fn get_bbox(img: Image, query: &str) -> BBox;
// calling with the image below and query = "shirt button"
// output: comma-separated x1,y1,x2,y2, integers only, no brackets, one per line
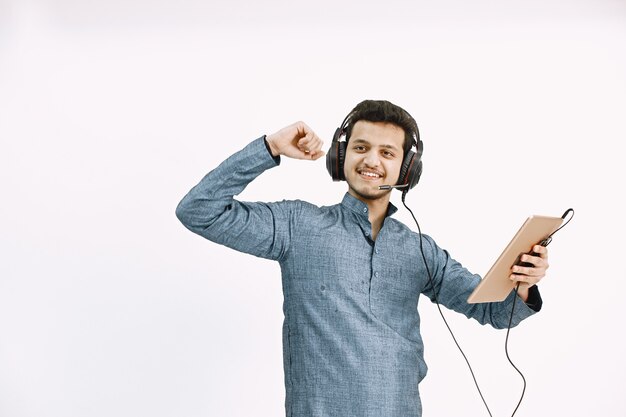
375,248,379,254
363,207,367,213
375,272,379,277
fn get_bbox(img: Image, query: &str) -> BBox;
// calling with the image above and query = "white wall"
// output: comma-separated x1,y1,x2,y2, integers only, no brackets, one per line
1,0,624,416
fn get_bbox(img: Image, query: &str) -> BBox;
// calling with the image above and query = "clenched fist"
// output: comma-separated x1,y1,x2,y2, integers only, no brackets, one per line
266,121,325,161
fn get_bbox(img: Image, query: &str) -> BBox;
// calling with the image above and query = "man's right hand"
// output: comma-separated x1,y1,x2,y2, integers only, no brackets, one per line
266,122,325,161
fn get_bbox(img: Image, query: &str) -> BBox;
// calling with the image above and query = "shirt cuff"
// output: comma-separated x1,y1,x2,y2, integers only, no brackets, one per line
524,285,543,312
263,135,281,164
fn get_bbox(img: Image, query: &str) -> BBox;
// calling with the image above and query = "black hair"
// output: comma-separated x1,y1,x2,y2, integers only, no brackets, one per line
344,100,418,154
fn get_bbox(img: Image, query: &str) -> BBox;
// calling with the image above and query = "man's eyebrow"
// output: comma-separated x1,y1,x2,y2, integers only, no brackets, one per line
380,144,400,151
350,138,369,144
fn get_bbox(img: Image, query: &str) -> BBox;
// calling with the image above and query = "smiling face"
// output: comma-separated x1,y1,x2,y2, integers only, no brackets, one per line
343,120,406,203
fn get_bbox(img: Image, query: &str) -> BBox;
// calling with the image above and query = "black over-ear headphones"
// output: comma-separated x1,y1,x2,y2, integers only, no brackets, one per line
325,111,424,191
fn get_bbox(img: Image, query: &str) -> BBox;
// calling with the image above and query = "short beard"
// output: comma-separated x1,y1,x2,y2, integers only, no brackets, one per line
347,183,391,201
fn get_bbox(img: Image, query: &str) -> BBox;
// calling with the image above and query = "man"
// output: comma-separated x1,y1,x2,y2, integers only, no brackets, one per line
176,100,548,417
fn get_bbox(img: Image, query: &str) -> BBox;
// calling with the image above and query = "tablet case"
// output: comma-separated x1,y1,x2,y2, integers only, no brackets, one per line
467,215,564,304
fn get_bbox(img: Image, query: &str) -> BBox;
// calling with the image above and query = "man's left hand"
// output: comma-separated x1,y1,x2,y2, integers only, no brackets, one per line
510,245,549,302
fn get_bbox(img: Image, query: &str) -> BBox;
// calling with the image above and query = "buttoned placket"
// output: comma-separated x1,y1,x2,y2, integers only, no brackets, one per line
343,196,395,306
370,220,388,301
362,214,389,305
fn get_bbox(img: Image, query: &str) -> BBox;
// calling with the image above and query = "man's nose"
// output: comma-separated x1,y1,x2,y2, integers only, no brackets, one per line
363,151,380,167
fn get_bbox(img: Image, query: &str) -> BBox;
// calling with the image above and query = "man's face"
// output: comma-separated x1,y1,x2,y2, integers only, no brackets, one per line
343,120,405,202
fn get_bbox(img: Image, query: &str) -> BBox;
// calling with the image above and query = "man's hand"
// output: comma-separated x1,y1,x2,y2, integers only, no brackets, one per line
510,244,549,302
266,121,325,161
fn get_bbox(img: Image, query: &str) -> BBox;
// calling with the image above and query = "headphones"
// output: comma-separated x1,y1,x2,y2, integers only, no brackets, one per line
325,111,424,191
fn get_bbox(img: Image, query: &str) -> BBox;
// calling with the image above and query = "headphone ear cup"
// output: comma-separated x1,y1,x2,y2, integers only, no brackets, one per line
337,142,346,181
398,151,422,190
326,128,347,181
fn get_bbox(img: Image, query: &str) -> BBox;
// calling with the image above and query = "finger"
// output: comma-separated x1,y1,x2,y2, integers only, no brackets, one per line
514,262,549,276
308,136,323,153
512,265,534,276
298,134,324,156
298,134,315,150
533,245,548,258
305,138,325,159
297,134,314,152
298,144,325,161
510,273,528,283
308,149,326,160
519,253,544,268
510,273,544,286
297,121,312,134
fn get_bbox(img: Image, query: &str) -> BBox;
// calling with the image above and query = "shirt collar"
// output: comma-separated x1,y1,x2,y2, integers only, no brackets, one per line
340,193,398,218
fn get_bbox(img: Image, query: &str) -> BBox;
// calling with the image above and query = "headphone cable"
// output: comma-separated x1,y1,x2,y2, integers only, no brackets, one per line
505,207,574,416
401,191,494,417
506,283,526,417
403,193,575,417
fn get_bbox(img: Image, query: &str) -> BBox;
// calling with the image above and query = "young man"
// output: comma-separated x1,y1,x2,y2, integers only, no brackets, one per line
176,100,548,417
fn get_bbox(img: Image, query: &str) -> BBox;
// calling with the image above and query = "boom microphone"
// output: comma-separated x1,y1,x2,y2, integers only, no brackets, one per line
378,184,409,190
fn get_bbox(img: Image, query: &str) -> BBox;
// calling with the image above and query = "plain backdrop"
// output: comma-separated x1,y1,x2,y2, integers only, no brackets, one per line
1,0,625,416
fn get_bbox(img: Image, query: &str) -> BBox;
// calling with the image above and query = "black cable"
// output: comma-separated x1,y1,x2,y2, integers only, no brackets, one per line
505,283,526,417
401,191,494,417
503,208,574,416
402,191,575,416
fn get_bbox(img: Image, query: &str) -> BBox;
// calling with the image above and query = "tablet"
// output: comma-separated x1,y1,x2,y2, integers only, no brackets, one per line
467,215,563,304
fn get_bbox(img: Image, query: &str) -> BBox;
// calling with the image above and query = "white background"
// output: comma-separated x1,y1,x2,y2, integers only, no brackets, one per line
1,0,625,416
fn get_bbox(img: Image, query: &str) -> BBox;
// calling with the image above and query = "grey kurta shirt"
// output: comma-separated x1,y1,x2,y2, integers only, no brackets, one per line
176,137,539,417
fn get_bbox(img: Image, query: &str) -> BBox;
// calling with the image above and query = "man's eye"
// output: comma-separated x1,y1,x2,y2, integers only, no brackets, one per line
354,146,366,152
383,151,394,157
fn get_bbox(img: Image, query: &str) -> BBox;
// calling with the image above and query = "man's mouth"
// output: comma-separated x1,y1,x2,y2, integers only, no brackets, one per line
357,168,384,180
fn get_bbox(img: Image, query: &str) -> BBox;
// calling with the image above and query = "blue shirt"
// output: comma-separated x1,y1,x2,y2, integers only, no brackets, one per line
176,137,539,417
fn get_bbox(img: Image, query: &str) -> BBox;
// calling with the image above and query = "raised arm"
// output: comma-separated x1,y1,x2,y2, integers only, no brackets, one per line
175,122,324,261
